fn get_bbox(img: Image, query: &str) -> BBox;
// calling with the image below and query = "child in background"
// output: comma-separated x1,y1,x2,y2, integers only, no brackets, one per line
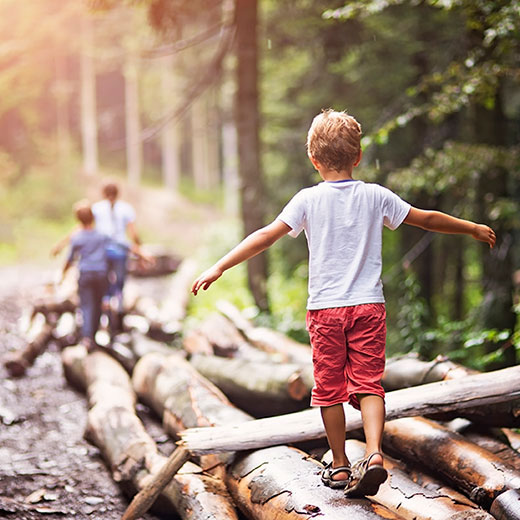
62,200,109,351
191,109,496,497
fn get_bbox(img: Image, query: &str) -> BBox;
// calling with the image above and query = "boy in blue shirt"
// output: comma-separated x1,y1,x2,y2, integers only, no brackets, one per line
192,109,496,496
62,201,109,351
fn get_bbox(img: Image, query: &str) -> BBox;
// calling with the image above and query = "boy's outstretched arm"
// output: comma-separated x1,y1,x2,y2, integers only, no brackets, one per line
192,219,291,295
404,207,496,248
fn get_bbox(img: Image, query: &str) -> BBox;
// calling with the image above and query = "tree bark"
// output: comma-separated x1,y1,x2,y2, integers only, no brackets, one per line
193,312,277,361
4,314,54,377
235,0,268,312
160,55,180,192
132,352,403,520
217,300,312,365
80,14,98,176
179,365,520,455
124,50,142,186
61,345,239,520
382,353,477,391
322,439,493,520
383,417,520,508
490,490,520,520
190,354,310,417
227,445,405,520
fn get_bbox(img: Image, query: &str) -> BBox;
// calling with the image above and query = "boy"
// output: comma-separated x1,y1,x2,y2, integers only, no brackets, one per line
62,201,109,351
191,109,496,497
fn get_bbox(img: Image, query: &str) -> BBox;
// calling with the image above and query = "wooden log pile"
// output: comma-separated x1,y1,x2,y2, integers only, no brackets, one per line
14,264,520,520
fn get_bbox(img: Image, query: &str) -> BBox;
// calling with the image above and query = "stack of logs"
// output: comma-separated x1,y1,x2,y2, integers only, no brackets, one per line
4,258,520,520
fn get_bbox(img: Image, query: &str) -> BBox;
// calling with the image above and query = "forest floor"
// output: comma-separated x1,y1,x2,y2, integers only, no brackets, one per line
0,180,223,519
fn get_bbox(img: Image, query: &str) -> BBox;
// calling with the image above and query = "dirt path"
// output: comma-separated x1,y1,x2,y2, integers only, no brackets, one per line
0,183,223,519
0,266,180,519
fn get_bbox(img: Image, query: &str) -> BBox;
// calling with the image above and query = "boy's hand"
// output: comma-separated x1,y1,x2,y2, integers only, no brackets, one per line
192,266,223,296
473,224,496,248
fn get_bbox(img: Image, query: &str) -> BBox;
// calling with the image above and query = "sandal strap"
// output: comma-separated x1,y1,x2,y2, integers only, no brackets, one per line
328,465,351,478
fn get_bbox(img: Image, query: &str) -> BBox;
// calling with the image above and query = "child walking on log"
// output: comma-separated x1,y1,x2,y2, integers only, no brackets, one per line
191,109,496,497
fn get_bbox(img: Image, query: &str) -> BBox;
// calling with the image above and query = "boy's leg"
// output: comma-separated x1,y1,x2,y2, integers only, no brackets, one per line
358,393,385,466
321,404,351,480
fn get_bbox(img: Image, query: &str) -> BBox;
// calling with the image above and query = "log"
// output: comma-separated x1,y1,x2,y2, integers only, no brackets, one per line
194,313,278,361
132,352,250,475
133,352,404,520
52,312,80,349
382,417,520,508
62,345,240,520
32,297,77,321
4,313,54,377
216,299,312,365
226,445,406,520
447,420,520,472
490,489,520,520
322,439,493,520
179,365,520,455
190,354,311,417
382,353,477,391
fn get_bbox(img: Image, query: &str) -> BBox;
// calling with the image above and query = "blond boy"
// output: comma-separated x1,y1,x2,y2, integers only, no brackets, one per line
192,109,496,496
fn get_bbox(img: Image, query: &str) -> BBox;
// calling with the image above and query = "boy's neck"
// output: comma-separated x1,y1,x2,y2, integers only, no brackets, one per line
319,167,354,182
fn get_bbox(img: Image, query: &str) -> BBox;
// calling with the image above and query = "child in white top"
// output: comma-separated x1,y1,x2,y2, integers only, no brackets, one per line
192,109,496,496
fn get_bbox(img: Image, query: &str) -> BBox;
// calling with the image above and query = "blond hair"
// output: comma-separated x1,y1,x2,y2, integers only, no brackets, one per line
306,109,362,172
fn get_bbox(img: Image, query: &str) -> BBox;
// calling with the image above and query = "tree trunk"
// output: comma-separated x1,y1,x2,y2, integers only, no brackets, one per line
80,14,98,176
190,354,310,417
160,55,180,192
235,0,268,312
217,300,313,365
61,346,239,520
132,352,403,520
193,312,277,361
383,417,520,508
382,353,477,391
490,490,520,520
473,90,515,366
322,439,493,520
4,314,54,377
125,51,142,186
227,445,405,520
179,364,520,455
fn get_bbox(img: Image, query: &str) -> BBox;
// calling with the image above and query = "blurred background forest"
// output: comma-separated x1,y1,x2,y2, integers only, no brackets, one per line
1,0,519,370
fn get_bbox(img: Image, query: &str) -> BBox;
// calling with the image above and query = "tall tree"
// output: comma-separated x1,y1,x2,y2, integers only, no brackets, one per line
235,0,268,311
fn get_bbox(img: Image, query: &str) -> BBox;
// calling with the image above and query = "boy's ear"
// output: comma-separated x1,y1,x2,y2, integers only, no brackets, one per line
354,149,363,167
308,153,320,170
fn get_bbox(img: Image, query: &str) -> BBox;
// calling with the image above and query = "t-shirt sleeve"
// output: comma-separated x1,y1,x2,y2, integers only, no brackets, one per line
276,191,306,238
380,186,411,230
66,234,80,264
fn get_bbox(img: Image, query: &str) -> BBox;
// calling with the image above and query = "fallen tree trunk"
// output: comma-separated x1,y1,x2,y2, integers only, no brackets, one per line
216,300,312,365
322,439,492,520
132,352,250,476
227,445,406,520
4,313,54,377
490,489,520,520
132,352,405,520
383,417,520,508
61,345,240,520
193,313,278,361
190,354,311,417
382,353,477,391
179,364,520,455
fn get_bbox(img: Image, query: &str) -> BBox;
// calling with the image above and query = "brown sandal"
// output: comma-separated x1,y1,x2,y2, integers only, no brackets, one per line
344,452,387,497
321,462,352,489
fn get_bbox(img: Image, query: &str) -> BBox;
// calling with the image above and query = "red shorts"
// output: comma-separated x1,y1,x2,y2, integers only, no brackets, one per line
306,303,386,410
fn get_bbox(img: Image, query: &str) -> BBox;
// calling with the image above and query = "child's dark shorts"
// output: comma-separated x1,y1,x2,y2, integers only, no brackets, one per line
306,303,386,410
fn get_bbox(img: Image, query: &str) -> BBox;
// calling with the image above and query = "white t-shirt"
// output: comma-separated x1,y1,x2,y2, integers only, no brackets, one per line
92,199,136,247
277,180,411,310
